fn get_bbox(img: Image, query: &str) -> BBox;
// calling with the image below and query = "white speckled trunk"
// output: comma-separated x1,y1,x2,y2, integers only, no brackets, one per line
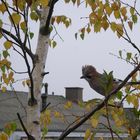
27,7,50,140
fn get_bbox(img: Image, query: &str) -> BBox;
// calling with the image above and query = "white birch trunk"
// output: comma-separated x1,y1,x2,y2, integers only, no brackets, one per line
27,7,50,140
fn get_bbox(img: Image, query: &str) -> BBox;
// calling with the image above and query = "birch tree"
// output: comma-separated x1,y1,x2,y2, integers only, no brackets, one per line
0,0,59,139
0,0,140,140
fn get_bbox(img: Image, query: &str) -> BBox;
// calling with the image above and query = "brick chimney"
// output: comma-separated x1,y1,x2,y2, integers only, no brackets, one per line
65,87,83,103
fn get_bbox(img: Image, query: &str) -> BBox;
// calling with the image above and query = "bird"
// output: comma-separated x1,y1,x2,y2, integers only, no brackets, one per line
80,65,125,97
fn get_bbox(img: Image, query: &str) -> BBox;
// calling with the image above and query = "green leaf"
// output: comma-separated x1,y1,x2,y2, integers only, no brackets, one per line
4,41,12,50
52,41,57,48
132,14,137,24
1,65,6,73
130,7,134,15
126,52,132,61
119,50,122,58
4,122,17,136
94,21,101,32
29,32,34,39
3,50,10,58
20,21,26,32
117,91,123,100
0,19,3,27
49,26,53,33
30,11,39,21
80,33,84,40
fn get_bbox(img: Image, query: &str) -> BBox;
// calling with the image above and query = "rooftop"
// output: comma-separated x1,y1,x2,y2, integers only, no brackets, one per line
0,90,116,133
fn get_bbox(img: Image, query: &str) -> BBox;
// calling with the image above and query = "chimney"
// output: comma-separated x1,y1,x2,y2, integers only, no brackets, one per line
41,83,48,109
65,87,83,103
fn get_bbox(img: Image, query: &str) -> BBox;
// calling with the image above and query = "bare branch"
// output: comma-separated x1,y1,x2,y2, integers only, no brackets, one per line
99,122,123,140
105,104,114,140
41,102,51,112
17,113,35,140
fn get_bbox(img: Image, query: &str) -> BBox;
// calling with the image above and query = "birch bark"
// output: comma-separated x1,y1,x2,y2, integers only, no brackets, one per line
27,7,50,140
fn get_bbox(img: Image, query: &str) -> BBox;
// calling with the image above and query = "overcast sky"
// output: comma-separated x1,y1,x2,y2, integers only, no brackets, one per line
6,0,140,101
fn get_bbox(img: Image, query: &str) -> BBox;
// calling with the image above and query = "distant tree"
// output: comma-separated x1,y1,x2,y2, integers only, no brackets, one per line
0,0,140,140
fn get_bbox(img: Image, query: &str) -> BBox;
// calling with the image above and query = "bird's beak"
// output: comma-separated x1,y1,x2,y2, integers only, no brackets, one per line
80,75,85,79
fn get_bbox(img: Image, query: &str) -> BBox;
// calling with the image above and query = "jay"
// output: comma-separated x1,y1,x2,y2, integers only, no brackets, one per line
80,65,137,97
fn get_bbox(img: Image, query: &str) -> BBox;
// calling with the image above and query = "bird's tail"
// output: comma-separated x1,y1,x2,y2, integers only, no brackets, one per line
114,78,140,86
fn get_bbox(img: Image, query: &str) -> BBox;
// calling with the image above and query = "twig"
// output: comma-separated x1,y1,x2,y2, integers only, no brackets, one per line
41,102,51,112
10,84,27,115
105,103,114,140
17,113,35,140
52,25,64,41
99,122,123,140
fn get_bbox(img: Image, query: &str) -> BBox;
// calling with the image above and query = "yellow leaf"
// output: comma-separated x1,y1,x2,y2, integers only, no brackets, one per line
65,21,70,28
20,21,27,31
84,129,91,140
26,79,31,87
8,71,14,80
81,28,85,34
86,26,91,33
0,132,8,140
56,16,61,24
4,41,12,50
101,20,109,31
4,78,9,85
0,3,7,14
126,95,132,104
131,95,139,109
64,101,72,109
54,111,61,118
110,22,117,32
91,118,98,128
105,5,112,16
116,24,123,38
117,108,124,115
114,10,120,19
13,0,26,11
111,2,119,11
120,7,127,17
10,13,21,25
115,119,123,127
39,0,49,7
2,86,6,92
0,33,2,39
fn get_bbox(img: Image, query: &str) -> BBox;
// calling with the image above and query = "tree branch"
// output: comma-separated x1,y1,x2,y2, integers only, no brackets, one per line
17,113,35,140
58,63,140,140
40,0,59,35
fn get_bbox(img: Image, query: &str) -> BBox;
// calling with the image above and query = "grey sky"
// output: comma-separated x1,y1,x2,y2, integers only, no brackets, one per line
3,1,140,101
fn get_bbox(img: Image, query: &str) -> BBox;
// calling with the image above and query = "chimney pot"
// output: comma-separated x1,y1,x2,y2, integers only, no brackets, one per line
65,87,83,103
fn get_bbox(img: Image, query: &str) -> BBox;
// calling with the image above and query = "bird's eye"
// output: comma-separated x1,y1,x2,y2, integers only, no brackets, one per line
86,75,91,79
